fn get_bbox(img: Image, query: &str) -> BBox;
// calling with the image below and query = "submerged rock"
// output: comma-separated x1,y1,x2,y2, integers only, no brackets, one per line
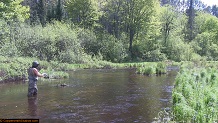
56,83,69,87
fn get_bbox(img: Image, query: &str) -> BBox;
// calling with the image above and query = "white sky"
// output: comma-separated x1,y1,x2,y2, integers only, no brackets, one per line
200,0,218,6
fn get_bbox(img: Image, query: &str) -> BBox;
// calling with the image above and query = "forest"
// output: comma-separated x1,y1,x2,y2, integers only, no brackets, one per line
1,0,218,63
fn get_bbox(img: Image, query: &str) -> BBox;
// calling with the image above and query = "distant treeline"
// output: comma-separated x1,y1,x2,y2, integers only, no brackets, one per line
1,0,218,63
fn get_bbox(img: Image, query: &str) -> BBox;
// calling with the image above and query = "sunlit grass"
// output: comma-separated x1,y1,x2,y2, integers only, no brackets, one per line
0,56,170,82
172,67,218,122
136,62,167,75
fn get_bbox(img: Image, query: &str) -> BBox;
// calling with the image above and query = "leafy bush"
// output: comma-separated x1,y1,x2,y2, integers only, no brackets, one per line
136,62,167,75
164,35,194,62
79,30,128,62
0,20,10,47
156,62,167,74
9,21,86,63
136,65,155,75
97,33,128,62
143,49,167,62
132,37,167,62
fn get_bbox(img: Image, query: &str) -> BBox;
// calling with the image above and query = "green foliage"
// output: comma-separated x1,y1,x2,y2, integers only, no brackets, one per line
0,0,29,22
172,67,218,122
200,16,218,34
77,28,99,55
96,33,128,62
156,62,167,74
133,35,166,62
0,19,9,46
136,65,156,75
13,21,86,63
143,49,167,62
46,0,63,23
37,0,46,26
192,32,211,56
0,56,161,82
0,57,72,82
192,31,218,61
136,62,167,75
2,0,218,65
56,0,63,21
0,42,19,57
164,34,194,61
0,20,20,57
159,5,177,44
0,56,33,81
65,0,100,28
100,0,159,58
99,0,123,38
78,29,128,62
191,12,218,61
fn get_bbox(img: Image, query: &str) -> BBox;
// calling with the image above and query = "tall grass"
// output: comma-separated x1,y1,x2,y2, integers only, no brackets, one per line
0,57,72,82
172,67,218,122
0,56,146,82
136,62,167,75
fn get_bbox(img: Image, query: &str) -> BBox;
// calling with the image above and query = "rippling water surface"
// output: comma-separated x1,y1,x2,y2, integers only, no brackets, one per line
0,69,177,123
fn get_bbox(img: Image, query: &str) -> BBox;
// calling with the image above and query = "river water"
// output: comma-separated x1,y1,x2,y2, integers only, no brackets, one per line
0,68,177,123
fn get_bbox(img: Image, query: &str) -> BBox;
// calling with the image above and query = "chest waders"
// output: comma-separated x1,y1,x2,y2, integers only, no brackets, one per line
27,68,38,97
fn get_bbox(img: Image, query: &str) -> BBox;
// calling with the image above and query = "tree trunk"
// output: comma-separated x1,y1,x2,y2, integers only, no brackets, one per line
129,28,134,59
187,0,194,41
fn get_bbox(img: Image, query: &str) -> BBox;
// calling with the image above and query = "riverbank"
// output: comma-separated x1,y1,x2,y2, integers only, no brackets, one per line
0,57,68,83
152,60,218,122
0,56,181,83
172,64,218,122
0,56,129,83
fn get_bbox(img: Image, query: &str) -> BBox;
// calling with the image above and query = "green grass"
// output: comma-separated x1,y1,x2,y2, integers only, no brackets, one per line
136,62,167,75
0,56,148,82
172,67,218,122
0,56,71,82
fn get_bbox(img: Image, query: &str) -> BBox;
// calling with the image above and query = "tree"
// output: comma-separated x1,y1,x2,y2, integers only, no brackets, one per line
212,5,218,17
37,0,46,26
56,0,63,21
65,0,100,29
0,0,30,22
160,5,177,45
160,0,170,5
47,3,56,22
192,12,218,60
186,0,195,41
99,0,123,38
121,0,156,58
101,0,159,59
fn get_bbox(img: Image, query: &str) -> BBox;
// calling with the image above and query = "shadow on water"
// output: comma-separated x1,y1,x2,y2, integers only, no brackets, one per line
0,68,178,123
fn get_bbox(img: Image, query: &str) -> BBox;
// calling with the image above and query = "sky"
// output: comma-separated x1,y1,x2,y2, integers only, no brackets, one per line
200,0,218,6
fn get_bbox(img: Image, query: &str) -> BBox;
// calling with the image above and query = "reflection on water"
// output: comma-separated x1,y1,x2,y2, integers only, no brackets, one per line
28,96,38,116
0,68,177,123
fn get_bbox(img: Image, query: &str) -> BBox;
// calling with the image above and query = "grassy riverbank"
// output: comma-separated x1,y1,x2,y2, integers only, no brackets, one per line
0,56,117,82
168,61,218,122
0,56,133,82
0,56,178,82
172,66,218,122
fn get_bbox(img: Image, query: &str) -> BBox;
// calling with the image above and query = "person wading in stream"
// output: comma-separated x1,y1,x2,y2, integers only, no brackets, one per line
27,61,47,97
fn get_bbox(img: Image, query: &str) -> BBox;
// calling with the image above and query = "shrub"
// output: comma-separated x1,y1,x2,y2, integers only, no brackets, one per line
156,62,167,75
12,21,86,63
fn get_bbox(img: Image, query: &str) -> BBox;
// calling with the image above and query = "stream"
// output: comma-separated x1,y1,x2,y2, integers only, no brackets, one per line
0,68,178,123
